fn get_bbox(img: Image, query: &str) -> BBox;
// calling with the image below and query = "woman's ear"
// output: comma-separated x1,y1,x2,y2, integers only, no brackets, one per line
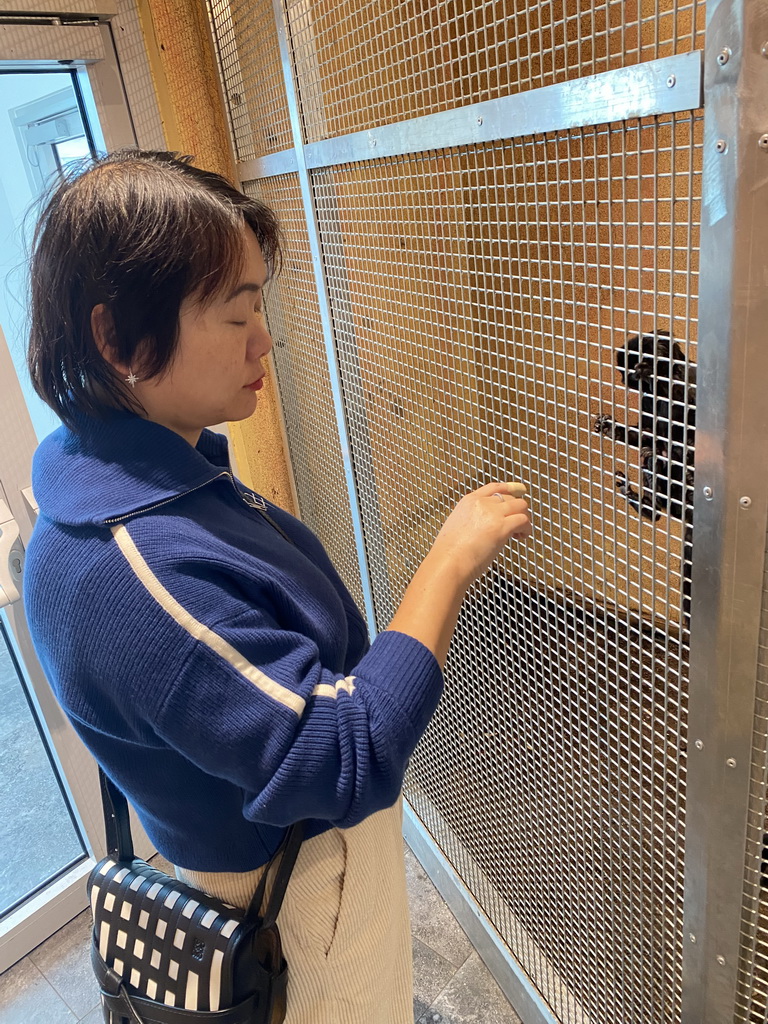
91,303,127,374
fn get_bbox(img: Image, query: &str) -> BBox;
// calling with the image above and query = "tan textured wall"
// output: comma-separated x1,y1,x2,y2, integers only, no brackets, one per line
139,0,296,512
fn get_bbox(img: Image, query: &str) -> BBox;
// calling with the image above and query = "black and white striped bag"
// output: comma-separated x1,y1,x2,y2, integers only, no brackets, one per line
88,769,303,1024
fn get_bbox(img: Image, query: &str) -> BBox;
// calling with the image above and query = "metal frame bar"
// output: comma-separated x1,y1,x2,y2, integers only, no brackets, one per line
238,147,298,180
268,0,380,635
237,51,703,180
304,51,702,169
681,2,768,1021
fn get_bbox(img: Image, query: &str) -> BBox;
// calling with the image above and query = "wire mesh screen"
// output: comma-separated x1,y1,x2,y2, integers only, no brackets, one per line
734,530,768,1023
284,0,706,143
207,0,293,160
243,174,366,613
312,114,701,1023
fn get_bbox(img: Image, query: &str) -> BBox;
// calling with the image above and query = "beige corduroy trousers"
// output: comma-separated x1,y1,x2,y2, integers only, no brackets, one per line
176,798,413,1023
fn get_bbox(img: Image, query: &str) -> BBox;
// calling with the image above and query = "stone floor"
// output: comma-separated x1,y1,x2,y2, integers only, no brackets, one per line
0,847,522,1024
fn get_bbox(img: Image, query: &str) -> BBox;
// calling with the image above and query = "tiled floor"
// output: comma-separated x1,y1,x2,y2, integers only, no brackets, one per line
0,847,522,1024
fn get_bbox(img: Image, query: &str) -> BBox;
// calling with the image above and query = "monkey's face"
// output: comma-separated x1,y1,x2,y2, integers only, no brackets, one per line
617,333,675,391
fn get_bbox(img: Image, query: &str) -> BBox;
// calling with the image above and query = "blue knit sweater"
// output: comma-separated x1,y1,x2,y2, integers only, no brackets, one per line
24,412,443,871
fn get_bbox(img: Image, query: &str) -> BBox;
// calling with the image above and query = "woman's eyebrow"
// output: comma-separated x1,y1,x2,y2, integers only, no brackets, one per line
225,282,263,301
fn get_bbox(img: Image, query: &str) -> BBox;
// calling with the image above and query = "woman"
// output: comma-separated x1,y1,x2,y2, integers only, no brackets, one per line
23,150,531,1023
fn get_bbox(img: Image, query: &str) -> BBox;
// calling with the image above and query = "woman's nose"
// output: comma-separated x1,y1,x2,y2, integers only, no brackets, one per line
261,325,273,357
250,321,272,358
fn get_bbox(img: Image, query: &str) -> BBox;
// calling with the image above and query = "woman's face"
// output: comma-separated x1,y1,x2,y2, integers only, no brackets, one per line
130,227,273,445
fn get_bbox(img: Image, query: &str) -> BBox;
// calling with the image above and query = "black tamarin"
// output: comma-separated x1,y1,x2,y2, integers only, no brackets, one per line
594,331,696,621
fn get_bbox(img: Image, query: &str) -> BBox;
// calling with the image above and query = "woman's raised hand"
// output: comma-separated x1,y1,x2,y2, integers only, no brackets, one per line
428,482,532,587
386,483,532,668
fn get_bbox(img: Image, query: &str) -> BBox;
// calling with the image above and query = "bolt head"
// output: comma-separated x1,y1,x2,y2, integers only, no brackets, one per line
717,48,731,66
740,495,752,508
666,74,676,87
715,139,728,153
727,757,737,768
759,134,768,150
762,42,768,59
694,739,704,750
717,955,726,966
477,116,484,126
703,486,714,499
689,933,697,943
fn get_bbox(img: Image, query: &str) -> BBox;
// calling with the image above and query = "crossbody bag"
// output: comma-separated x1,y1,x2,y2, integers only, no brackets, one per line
88,768,303,1024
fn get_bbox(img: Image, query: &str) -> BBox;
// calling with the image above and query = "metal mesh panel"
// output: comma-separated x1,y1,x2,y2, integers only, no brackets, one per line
734,532,768,1023
207,0,293,160
285,0,706,143
242,174,366,613
312,113,701,1022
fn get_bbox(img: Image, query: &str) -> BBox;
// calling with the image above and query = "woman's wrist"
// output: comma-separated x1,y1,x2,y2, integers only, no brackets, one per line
416,545,474,596
385,548,473,669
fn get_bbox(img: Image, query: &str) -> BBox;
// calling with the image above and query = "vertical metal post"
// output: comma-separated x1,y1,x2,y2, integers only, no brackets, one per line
682,1,768,1019
268,0,390,635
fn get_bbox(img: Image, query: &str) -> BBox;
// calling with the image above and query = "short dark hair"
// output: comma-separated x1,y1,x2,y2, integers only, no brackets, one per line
27,149,282,429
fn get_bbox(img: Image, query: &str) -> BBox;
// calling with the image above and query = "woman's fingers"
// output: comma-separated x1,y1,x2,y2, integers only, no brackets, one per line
506,512,533,537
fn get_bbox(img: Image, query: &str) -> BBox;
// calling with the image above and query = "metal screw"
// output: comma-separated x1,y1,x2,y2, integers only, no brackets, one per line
477,116,483,126
715,139,728,153
370,138,377,148
717,955,726,966
694,739,704,750
740,496,752,508
666,74,676,88
762,42,768,59
727,757,737,768
717,48,731,66
759,135,768,151
703,486,714,499
689,933,697,943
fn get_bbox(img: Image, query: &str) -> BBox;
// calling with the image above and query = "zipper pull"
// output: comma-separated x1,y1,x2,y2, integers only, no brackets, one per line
242,491,267,511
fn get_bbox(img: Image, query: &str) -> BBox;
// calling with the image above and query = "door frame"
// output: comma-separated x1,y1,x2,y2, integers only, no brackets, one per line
0,21,151,972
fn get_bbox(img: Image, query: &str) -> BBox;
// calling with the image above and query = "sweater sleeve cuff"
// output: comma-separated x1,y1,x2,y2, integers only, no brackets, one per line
354,629,444,737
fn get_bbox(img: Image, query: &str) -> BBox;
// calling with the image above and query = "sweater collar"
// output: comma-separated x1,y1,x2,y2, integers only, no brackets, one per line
32,411,232,526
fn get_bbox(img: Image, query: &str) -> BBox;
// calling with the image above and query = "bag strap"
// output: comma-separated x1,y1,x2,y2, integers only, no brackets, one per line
253,506,295,547
98,767,303,926
99,766,135,861
244,820,304,927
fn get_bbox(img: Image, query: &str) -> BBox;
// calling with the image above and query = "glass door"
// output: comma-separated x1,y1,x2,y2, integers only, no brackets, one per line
0,43,153,972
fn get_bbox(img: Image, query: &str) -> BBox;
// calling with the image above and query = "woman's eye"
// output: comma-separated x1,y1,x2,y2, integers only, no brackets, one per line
229,321,246,326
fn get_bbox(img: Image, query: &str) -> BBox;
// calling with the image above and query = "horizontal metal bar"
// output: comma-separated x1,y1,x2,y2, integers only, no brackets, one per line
237,148,298,182
404,802,562,1024
302,52,703,169
237,54,703,184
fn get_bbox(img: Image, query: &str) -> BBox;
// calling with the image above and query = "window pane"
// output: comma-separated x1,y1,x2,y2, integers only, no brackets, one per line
0,616,85,918
55,135,91,172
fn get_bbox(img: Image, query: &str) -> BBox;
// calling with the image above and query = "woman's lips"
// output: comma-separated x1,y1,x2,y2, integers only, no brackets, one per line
244,378,264,391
